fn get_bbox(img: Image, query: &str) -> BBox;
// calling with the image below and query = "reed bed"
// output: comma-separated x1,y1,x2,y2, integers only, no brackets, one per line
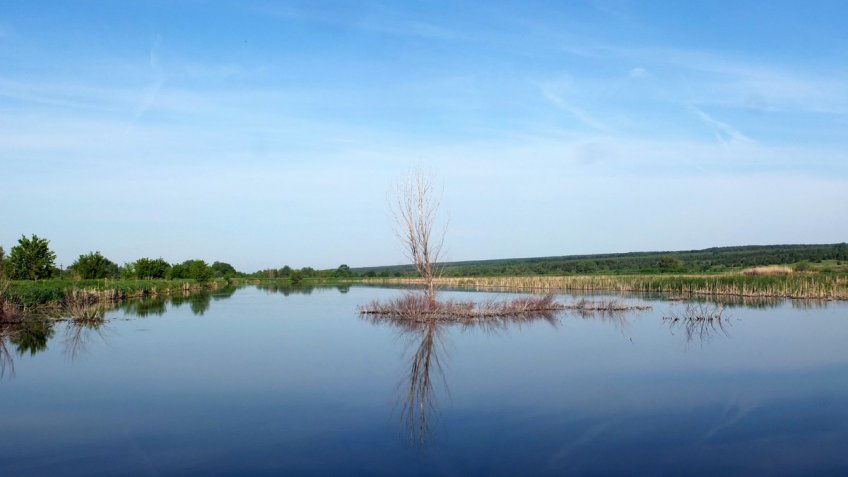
0,276,22,323
6,278,228,311
363,273,848,300
563,298,652,312
359,293,564,323
741,265,793,276
359,293,652,325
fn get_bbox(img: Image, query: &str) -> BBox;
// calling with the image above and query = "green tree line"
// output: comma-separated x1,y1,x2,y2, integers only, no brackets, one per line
0,234,238,282
0,234,351,283
353,243,848,277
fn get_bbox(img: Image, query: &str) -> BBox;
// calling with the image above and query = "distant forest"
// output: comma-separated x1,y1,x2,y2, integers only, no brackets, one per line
351,243,848,277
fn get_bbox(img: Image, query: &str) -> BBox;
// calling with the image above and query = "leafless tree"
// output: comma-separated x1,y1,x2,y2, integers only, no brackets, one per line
392,169,445,307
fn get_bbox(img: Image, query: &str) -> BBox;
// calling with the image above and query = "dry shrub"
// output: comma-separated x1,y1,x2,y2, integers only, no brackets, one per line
0,276,21,324
741,265,793,276
359,292,564,323
359,293,653,327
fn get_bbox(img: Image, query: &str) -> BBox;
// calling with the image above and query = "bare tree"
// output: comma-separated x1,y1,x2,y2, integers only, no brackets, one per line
392,169,445,307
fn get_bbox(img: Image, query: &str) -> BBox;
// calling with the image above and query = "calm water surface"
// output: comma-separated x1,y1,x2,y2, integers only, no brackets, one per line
1,286,847,476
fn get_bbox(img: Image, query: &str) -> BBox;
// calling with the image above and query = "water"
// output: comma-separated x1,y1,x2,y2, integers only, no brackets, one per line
1,286,847,476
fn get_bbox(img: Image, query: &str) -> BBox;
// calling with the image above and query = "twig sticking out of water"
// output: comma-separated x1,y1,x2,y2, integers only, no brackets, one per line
663,303,730,344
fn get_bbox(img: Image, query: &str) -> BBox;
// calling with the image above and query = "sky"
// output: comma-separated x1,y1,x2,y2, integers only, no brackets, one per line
1,0,847,272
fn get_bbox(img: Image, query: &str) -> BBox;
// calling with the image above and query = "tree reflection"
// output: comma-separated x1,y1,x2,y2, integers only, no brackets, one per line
122,297,168,317
362,302,565,449
10,319,54,356
1,319,56,378
402,319,448,447
257,283,351,296
189,293,212,316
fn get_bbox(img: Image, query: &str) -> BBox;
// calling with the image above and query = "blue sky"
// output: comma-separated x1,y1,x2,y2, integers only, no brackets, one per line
2,1,846,271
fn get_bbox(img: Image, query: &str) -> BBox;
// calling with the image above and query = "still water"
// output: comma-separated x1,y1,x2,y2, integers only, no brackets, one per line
1,286,847,476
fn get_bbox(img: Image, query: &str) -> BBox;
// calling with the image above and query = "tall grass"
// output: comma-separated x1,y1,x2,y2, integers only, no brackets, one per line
6,278,229,309
363,273,848,300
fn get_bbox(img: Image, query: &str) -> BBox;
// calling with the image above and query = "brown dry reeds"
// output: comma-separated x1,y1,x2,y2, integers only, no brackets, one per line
359,293,652,327
363,273,848,300
564,298,652,312
741,266,793,276
0,276,22,324
359,293,565,323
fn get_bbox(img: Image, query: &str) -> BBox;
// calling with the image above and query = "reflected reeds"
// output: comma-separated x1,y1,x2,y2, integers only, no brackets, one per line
0,331,14,379
64,301,111,361
62,319,109,362
663,303,731,346
362,291,653,449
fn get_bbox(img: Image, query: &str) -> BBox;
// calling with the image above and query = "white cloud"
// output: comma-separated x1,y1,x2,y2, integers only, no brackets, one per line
628,67,649,78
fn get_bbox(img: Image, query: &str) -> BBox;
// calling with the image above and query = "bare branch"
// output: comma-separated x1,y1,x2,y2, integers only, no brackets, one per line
391,169,446,306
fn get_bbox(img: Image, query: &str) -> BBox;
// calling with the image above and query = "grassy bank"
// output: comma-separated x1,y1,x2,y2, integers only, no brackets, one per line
362,272,848,300
3,278,232,309
2,276,359,311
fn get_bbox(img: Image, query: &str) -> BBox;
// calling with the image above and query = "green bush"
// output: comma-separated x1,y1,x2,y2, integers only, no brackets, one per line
71,251,120,279
7,235,57,280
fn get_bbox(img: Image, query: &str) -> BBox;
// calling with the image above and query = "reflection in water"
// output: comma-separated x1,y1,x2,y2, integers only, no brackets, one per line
663,303,731,345
118,289,228,318
0,329,14,379
572,307,633,340
189,293,212,316
257,283,351,296
213,287,239,301
403,320,447,447
63,319,109,361
362,314,449,448
64,302,111,361
11,319,54,356
119,297,167,317
1,319,55,378
667,293,833,310
363,301,565,449
364,293,736,448
1,288,240,378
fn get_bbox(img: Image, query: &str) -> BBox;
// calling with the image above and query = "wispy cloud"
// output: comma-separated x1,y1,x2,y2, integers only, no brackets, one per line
540,84,610,132
691,106,754,152
628,67,649,79
128,36,165,130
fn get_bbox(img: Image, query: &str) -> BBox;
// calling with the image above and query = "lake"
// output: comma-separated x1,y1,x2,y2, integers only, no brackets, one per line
2,285,847,476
